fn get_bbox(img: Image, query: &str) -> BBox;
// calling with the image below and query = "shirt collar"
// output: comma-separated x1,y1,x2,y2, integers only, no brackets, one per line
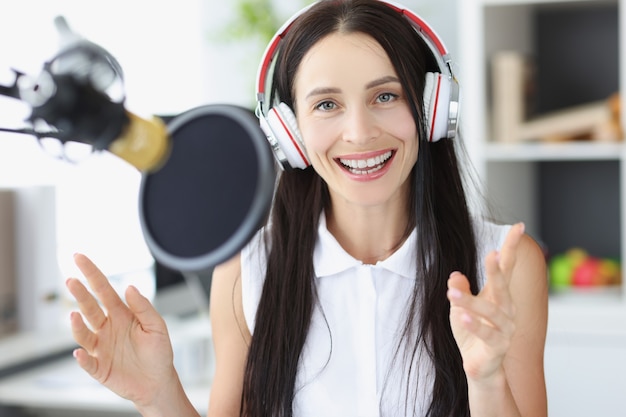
313,212,417,279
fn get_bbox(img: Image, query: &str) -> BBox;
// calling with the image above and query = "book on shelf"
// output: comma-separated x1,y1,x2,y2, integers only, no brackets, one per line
490,50,532,142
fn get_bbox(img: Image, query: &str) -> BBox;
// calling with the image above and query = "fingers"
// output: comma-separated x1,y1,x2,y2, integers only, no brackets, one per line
73,348,100,378
69,310,105,381
73,253,127,314
483,222,525,311
497,222,525,272
69,310,98,354
67,254,162,341
66,277,107,331
125,285,166,334
447,270,471,294
447,272,516,341
484,251,514,315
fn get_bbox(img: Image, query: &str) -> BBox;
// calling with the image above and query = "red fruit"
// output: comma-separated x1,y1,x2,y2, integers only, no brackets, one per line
572,258,601,287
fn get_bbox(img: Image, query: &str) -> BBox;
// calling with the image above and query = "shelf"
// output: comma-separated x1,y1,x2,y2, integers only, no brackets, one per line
462,0,626,412
548,292,626,340
485,141,625,161
550,285,623,305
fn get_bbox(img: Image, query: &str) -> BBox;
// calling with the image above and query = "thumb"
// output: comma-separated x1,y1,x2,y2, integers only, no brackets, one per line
125,285,166,333
448,271,471,294
447,271,472,308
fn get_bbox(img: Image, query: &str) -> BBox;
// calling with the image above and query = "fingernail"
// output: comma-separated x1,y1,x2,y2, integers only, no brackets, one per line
518,222,525,234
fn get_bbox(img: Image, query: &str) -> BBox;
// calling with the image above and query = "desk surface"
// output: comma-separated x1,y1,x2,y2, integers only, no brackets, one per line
0,355,211,414
0,315,212,415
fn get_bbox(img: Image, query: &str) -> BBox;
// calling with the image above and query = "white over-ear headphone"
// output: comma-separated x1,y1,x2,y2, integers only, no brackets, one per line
255,0,460,170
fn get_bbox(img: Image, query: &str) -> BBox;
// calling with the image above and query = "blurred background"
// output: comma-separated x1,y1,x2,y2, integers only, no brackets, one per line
0,2,457,416
5,1,622,416
0,0,455,311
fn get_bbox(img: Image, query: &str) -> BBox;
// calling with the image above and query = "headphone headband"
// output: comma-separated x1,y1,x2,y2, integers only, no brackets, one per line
255,0,461,170
255,3,314,108
255,0,455,109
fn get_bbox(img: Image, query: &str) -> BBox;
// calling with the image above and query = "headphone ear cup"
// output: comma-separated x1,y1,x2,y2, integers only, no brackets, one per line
264,103,310,170
423,72,452,142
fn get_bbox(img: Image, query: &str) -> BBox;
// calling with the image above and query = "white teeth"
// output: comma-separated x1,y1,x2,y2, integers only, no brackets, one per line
339,151,393,174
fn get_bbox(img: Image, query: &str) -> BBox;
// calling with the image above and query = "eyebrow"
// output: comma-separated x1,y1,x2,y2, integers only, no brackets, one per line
304,75,401,99
365,75,401,89
305,87,341,99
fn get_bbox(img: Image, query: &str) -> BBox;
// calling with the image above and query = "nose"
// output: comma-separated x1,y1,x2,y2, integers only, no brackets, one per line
341,104,381,145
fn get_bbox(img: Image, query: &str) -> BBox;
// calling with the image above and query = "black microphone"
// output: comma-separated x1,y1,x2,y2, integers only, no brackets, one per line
12,16,172,172
3,16,277,275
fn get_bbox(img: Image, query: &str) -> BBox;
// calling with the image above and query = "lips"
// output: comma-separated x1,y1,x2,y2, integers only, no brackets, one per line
338,150,393,175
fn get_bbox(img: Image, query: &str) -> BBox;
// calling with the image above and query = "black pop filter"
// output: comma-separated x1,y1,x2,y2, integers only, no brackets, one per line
139,104,276,274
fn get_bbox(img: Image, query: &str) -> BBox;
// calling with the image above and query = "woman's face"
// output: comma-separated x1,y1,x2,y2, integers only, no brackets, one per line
293,32,419,209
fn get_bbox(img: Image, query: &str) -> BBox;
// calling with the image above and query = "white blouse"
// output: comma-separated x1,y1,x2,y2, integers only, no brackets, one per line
241,214,511,417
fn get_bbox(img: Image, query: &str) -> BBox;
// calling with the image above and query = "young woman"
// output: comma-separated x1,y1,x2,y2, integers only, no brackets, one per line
66,1,548,416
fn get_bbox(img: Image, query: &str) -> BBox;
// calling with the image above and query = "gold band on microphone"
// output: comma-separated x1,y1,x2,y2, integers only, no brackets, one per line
108,111,170,172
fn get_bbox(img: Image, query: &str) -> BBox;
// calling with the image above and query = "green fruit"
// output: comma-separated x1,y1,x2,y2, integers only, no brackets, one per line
549,254,574,288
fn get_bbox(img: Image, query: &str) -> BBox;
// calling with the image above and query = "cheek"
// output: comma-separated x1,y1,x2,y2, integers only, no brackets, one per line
384,110,419,150
299,121,338,156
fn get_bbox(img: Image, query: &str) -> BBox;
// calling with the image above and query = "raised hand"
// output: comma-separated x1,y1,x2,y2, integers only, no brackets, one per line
66,253,178,408
446,223,525,382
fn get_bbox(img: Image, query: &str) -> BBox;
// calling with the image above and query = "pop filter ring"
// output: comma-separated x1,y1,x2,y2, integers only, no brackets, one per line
139,104,276,273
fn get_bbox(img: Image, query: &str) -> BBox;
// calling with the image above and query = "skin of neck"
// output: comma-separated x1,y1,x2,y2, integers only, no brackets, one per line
324,181,411,264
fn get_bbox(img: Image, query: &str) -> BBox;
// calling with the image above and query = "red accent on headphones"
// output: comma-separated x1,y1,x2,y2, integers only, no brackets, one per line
429,74,442,142
256,0,460,170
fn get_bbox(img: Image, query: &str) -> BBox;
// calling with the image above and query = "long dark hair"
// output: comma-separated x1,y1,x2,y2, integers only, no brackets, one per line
242,1,478,416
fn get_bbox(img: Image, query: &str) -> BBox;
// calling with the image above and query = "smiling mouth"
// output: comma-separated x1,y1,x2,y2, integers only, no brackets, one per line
338,150,394,175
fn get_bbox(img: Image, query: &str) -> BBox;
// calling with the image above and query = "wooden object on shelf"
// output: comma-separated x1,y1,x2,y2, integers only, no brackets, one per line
608,93,623,139
491,50,529,142
491,50,622,142
518,99,619,142
0,190,17,339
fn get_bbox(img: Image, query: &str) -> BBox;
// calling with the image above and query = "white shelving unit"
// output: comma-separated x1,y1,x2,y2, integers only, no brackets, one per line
458,0,626,415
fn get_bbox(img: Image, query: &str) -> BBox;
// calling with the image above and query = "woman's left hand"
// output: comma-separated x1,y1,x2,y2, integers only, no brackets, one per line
447,222,525,383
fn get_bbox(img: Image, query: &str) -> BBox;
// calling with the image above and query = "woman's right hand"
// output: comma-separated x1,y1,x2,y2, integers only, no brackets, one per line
66,253,179,409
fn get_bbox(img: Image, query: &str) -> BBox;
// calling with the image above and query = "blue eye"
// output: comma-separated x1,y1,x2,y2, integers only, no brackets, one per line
316,101,336,111
377,93,398,103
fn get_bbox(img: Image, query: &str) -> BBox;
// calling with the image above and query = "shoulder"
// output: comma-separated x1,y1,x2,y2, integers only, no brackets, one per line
212,252,242,289
503,231,549,414
510,232,548,303
505,228,549,357
510,230,548,284
478,216,547,291
210,253,248,341
208,253,250,416
473,218,548,292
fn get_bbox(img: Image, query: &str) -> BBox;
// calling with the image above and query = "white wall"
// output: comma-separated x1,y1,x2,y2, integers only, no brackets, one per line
0,1,214,283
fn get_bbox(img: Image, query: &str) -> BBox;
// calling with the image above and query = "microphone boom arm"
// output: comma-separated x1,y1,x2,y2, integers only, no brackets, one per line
0,69,23,101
